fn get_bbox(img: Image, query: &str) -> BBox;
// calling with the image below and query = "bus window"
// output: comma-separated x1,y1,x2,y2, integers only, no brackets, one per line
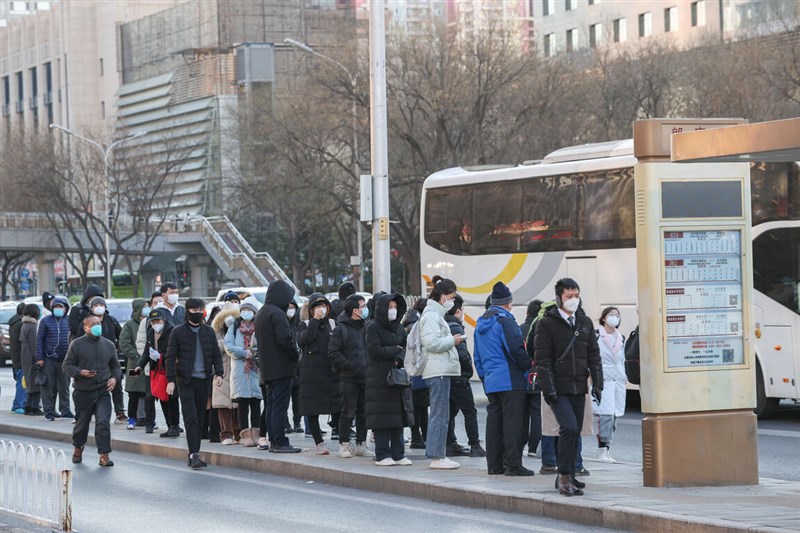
473,182,523,254
751,162,800,226
425,187,473,254
581,167,636,245
521,175,576,252
753,227,800,314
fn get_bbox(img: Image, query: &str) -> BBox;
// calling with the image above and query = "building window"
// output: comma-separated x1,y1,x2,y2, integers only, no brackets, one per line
588,0,600,4
639,12,652,37
691,1,706,27
590,23,602,48
99,58,104,77
665,6,678,32
544,33,556,57
544,0,555,16
565,0,574,11
101,101,105,119
613,18,627,42
15,71,23,112
566,29,578,52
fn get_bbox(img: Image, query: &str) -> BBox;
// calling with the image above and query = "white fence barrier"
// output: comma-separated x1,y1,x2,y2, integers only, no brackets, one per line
0,439,72,531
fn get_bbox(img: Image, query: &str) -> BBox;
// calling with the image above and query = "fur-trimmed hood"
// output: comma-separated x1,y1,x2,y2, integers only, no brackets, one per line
212,306,240,334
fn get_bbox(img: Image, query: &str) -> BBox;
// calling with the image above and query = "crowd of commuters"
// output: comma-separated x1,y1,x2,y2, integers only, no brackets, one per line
8,275,627,496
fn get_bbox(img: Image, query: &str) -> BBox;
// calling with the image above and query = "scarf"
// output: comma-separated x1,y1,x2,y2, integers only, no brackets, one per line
239,320,256,373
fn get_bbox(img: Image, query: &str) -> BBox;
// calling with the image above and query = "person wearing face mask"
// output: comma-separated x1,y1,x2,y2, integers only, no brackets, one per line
208,292,242,445
159,281,186,326
136,292,162,362
296,294,339,454
164,298,224,468
135,309,179,436
593,307,626,463
419,277,464,470
328,294,373,458
534,278,602,497
286,301,304,434
68,284,105,340
224,297,262,446
62,315,122,467
255,280,302,453
444,294,486,459
119,299,148,429
365,293,411,466
35,296,73,421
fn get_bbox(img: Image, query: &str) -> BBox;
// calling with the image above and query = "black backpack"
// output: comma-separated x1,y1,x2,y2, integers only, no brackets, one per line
624,326,640,385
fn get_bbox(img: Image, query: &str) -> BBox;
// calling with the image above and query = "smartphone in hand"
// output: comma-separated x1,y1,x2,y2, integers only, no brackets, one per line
128,368,141,376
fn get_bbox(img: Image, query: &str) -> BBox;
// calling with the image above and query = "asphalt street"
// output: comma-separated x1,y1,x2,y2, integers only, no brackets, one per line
2,434,622,533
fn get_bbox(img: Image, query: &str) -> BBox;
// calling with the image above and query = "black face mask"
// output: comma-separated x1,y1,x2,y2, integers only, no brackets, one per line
187,311,204,325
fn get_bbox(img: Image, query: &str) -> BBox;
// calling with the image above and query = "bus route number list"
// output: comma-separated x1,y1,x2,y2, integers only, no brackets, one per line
663,230,744,368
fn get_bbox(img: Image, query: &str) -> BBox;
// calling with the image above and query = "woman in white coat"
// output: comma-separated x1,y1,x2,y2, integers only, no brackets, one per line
592,306,626,462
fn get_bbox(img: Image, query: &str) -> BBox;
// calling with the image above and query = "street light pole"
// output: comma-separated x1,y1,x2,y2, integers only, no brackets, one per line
50,124,147,297
284,38,365,292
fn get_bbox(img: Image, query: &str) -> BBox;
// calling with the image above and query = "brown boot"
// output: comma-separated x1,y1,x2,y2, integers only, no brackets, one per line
557,474,583,496
99,453,114,467
72,446,83,464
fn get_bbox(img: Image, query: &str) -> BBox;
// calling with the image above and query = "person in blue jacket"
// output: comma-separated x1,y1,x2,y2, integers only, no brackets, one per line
474,282,533,477
36,296,73,420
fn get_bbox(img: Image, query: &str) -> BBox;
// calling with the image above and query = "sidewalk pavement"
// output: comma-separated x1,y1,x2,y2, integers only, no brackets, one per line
1,411,798,533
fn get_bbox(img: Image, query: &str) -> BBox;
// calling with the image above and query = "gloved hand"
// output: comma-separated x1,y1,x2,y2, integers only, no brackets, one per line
544,392,558,405
591,387,602,405
224,315,235,328
149,347,161,361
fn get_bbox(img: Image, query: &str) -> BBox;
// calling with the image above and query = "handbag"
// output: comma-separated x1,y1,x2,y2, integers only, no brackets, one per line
34,365,47,387
150,357,170,402
387,366,411,388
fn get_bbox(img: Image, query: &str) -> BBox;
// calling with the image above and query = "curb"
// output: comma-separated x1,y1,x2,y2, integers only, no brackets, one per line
1,422,789,533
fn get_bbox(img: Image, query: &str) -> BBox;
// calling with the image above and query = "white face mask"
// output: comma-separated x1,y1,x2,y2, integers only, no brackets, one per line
443,299,455,311
167,293,179,305
92,306,106,316
562,297,580,314
287,308,296,319
240,311,254,321
224,302,240,311
387,308,398,321
606,315,620,328
152,323,164,333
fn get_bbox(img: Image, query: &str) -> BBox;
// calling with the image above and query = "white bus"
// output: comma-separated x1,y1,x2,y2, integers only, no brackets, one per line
420,139,799,418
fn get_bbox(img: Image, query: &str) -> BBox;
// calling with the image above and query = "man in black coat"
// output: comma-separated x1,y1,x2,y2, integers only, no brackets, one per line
330,281,356,320
328,294,372,459
9,302,26,414
534,278,603,497
255,280,301,453
444,294,485,458
165,298,224,468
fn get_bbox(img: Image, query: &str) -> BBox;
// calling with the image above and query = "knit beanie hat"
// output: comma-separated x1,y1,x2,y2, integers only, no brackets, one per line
240,296,260,312
490,282,512,306
89,296,107,308
223,291,240,302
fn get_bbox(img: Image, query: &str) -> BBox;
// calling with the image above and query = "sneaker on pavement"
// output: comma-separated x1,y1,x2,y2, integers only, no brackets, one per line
145,425,154,434
338,443,353,458
11,408,25,415
59,411,75,419
395,457,413,466
526,450,538,457
446,443,470,457
353,444,374,457
114,413,127,424
597,448,616,463
575,467,591,476
315,442,330,455
271,444,301,454
127,418,136,430
409,440,426,449
221,438,235,445
430,458,460,470
375,457,395,466
539,464,558,474
189,453,207,469
45,413,55,421
469,444,487,458
160,427,180,438
505,465,535,477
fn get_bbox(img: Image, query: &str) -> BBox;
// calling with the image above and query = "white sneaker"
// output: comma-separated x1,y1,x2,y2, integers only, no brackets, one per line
221,438,235,446
430,458,460,470
316,442,330,455
597,447,616,463
258,437,268,447
395,457,413,466
375,457,395,466
338,443,353,458
353,444,374,457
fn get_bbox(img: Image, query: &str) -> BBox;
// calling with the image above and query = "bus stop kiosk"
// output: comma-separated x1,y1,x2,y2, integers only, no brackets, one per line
633,118,758,487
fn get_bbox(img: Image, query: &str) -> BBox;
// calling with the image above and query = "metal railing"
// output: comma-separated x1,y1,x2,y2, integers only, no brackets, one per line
0,440,72,532
188,216,269,287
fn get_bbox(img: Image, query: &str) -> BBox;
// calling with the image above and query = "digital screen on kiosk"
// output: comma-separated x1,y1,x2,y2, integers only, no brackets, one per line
663,230,745,368
661,181,742,218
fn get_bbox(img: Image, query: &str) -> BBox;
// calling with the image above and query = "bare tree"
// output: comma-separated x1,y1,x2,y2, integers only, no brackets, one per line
0,251,34,301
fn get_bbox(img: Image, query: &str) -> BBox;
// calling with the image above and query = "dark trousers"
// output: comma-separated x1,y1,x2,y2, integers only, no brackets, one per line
266,376,293,447
178,378,210,455
522,392,542,453
290,380,301,426
236,397,261,429
42,359,70,415
485,390,526,471
259,385,269,438
338,381,367,445
111,379,125,414
410,389,429,442
127,391,155,425
307,416,324,444
549,393,585,476
374,428,405,461
72,388,112,454
160,395,180,428
447,378,480,446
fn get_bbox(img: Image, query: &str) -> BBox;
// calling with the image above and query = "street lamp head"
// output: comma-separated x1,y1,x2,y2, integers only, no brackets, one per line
284,38,316,55
131,131,148,139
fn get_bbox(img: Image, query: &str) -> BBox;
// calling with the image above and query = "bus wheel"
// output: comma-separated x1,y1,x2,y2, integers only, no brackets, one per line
755,363,778,419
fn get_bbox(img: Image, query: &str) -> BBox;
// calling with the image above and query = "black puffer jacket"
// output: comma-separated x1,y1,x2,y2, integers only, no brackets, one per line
296,293,340,416
137,308,175,373
165,320,224,387
8,312,23,370
365,294,408,429
328,314,367,384
444,314,474,380
533,305,602,396
68,284,104,339
255,280,299,382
